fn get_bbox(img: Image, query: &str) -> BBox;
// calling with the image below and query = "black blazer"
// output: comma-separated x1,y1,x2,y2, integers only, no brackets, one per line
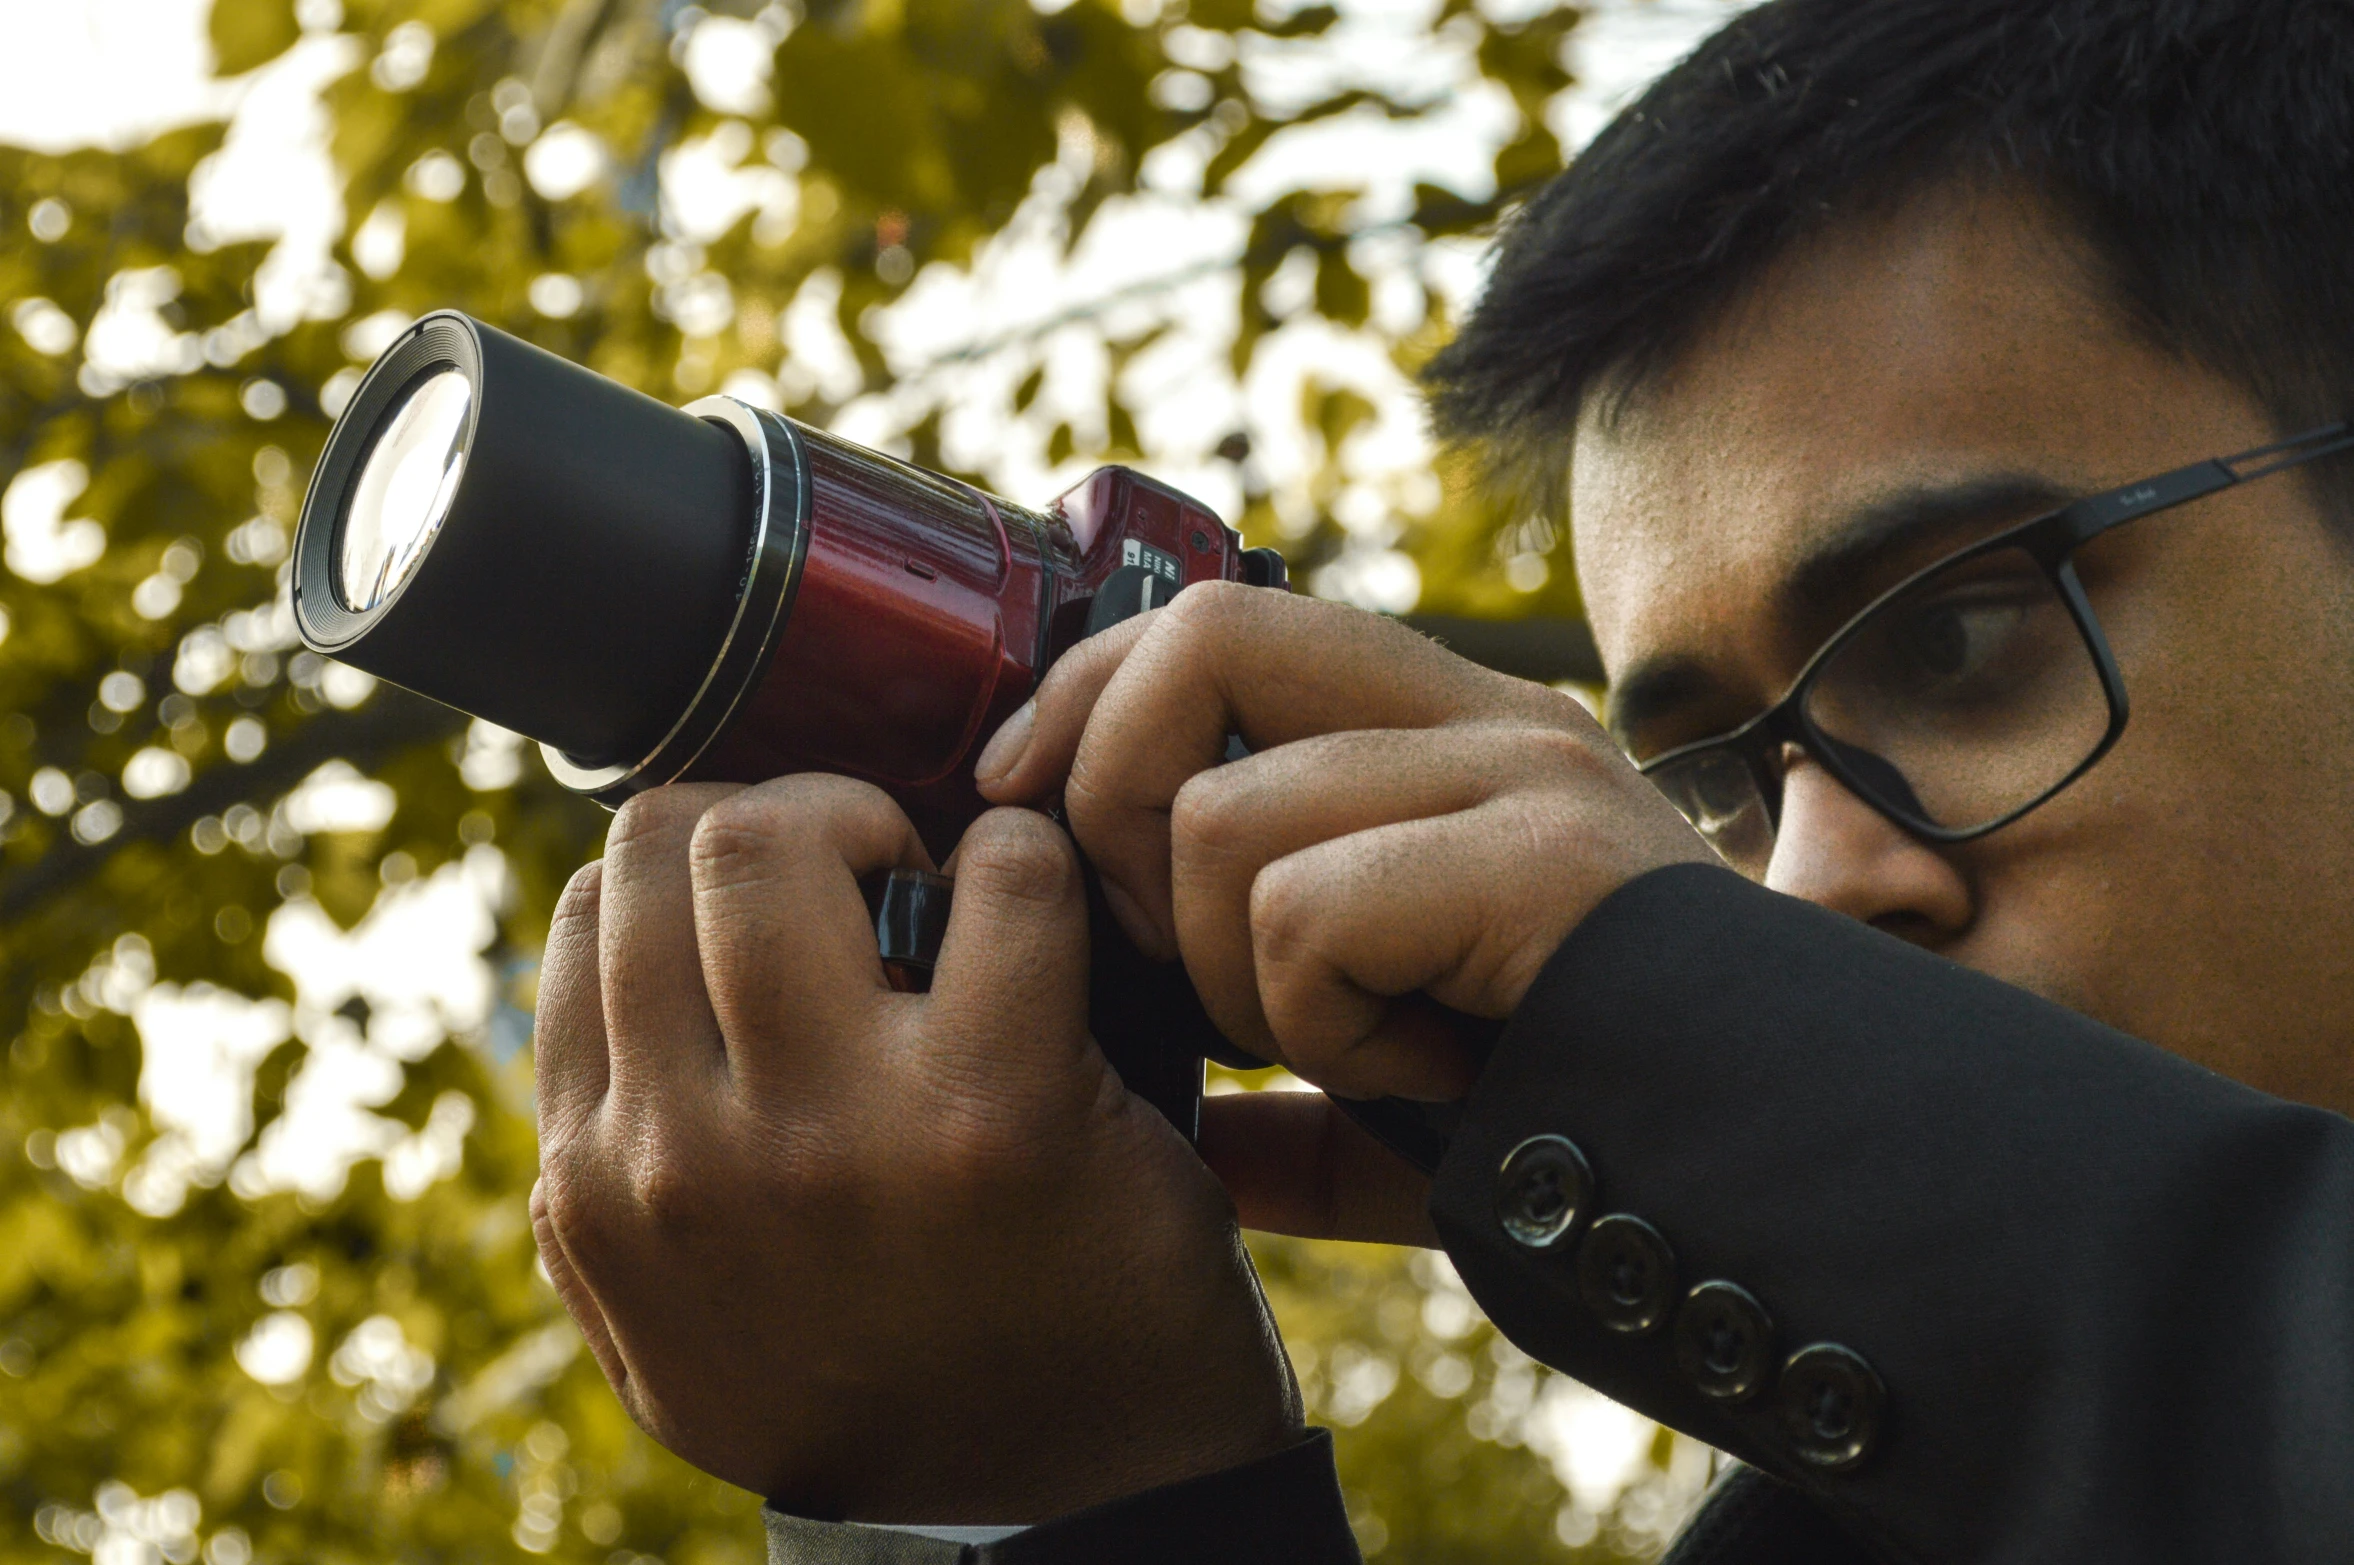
764,864,2354,1564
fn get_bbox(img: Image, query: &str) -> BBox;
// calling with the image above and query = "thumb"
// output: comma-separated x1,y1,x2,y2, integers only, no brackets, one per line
928,808,1093,1067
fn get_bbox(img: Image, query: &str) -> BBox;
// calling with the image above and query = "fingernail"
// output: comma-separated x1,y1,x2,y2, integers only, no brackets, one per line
975,700,1034,786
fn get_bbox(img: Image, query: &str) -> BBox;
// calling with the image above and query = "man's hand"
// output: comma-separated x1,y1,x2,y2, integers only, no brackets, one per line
528,775,1301,1522
975,584,1711,1245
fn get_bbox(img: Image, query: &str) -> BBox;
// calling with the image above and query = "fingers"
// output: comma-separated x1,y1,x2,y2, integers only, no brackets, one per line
1196,1092,1437,1247
687,773,933,1090
973,610,1153,803
1250,807,1573,1098
530,883,631,1393
530,1177,628,1392
929,808,1093,1094
1167,728,1502,1059
1061,585,1566,956
599,784,743,1106
990,584,1510,807
534,860,612,1145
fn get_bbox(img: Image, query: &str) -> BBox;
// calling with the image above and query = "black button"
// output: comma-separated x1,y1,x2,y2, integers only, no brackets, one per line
1780,1343,1885,1471
1673,1281,1775,1401
1574,1214,1677,1334
1495,1135,1593,1249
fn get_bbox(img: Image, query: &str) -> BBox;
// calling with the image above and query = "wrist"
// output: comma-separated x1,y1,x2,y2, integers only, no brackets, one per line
839,1225,1302,1524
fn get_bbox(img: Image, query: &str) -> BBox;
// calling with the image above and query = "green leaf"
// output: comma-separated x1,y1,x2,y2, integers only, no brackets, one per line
207,0,301,78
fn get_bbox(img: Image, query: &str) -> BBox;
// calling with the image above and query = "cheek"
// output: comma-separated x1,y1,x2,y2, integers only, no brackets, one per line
1944,672,2335,1075
1946,521,2291,942
1939,726,2214,1027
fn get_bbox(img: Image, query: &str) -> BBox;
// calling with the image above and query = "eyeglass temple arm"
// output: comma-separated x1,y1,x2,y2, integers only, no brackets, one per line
2063,421,2354,545
2225,420,2354,480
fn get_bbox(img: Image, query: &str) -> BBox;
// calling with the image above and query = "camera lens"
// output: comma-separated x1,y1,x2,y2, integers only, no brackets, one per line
338,368,473,612
292,312,772,767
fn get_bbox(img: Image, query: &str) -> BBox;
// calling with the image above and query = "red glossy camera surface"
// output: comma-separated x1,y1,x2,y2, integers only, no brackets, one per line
696,431,1247,847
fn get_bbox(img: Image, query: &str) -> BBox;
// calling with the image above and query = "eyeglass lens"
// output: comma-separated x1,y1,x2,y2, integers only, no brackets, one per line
1650,748,1775,876
1651,546,2114,877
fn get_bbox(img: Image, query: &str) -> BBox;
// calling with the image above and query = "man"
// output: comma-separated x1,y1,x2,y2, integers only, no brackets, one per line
525,0,2354,1559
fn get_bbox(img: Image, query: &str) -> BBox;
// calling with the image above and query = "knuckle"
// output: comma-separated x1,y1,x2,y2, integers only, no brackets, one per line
552,861,603,927
695,775,907,884
626,1148,708,1232
1511,721,1610,779
758,770,894,817
1062,749,1141,837
606,791,682,854
1514,667,1607,722
1060,764,1111,837
1496,670,1609,731
536,1160,611,1252
1144,578,1254,666
536,1159,583,1222
1247,860,1314,963
607,784,726,856
1170,769,1253,861
958,813,1077,909
1162,575,1254,634
688,797,785,887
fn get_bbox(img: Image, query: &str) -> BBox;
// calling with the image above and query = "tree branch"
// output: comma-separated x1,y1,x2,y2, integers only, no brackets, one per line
1,688,468,923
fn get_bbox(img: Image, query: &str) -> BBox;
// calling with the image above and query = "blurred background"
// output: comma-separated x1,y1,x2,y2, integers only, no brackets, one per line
0,0,1753,1559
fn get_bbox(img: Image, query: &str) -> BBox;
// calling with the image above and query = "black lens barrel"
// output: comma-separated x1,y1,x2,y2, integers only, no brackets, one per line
293,312,757,766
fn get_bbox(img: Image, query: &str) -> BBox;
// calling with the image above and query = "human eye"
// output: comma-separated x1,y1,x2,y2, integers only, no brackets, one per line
1839,551,2061,714
1890,589,2033,696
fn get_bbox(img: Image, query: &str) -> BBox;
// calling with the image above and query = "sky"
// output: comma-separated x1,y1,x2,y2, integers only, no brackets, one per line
5,0,1753,1532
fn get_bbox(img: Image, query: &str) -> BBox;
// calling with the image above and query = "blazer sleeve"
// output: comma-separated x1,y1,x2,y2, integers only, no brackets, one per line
1431,861,2354,1564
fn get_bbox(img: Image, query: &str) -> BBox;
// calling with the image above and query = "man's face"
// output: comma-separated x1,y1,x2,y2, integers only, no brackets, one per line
1572,182,2354,1116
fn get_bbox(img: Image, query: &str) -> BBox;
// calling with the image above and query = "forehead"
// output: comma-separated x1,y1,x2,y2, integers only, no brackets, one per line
1570,183,2223,717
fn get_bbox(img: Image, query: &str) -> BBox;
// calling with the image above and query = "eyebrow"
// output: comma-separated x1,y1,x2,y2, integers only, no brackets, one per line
1605,471,2075,753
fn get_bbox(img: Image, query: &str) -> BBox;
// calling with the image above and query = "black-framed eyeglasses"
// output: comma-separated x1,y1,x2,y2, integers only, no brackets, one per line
1640,422,2354,878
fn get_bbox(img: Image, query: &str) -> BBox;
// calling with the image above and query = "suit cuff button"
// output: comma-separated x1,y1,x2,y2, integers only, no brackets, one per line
1673,1280,1776,1402
1573,1214,1678,1334
1495,1135,1594,1249
1779,1343,1886,1471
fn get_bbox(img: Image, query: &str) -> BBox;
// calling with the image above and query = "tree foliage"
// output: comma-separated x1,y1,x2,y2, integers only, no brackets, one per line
0,2,1677,1561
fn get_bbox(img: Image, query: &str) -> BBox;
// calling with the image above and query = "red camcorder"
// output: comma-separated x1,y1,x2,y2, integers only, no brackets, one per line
291,312,1462,1169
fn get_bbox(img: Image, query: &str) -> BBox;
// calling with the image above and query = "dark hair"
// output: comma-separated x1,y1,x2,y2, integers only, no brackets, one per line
1422,0,2354,521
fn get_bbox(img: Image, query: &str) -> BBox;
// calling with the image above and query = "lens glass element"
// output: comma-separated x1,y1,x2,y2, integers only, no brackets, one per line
338,368,473,611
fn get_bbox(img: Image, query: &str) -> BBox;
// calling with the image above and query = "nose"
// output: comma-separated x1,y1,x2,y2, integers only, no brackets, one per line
1765,753,1973,942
